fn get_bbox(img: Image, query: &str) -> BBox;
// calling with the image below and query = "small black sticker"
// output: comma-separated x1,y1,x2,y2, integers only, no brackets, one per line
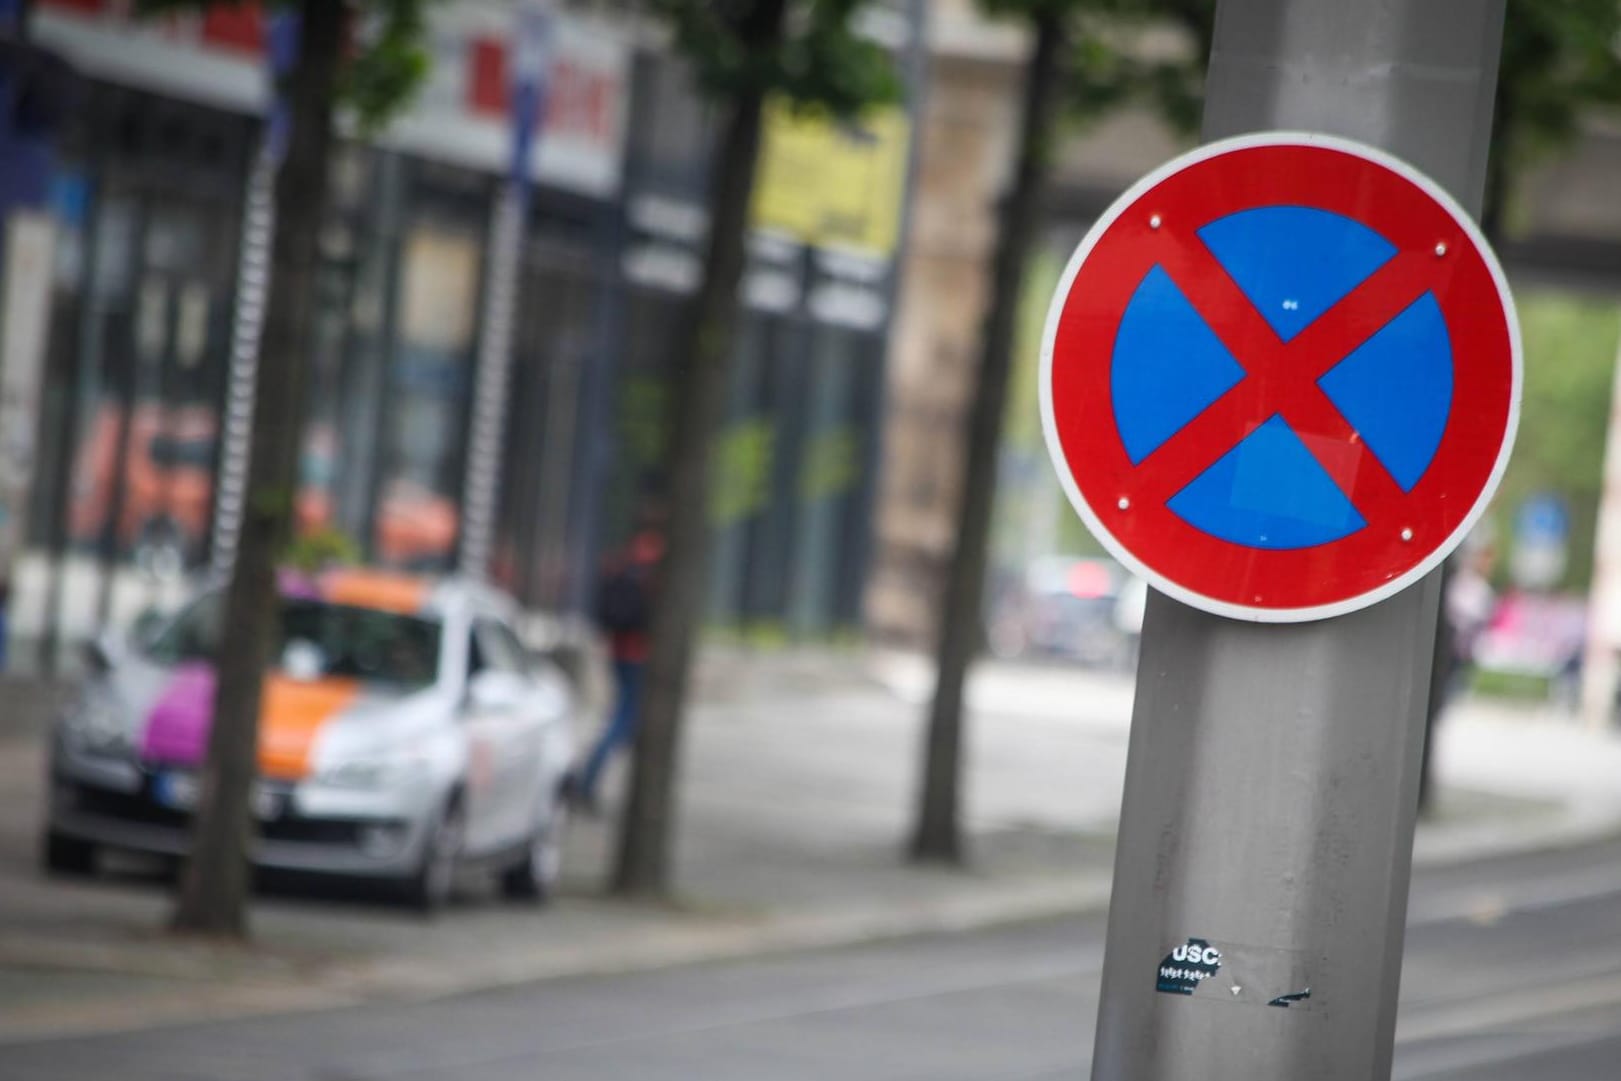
1155,937,1223,996
1268,988,1312,1008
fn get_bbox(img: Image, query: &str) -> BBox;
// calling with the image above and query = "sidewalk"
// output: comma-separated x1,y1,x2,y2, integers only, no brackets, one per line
1,649,1618,1044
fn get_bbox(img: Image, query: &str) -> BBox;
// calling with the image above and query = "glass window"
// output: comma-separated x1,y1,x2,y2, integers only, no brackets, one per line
146,594,442,692
788,326,861,635
373,219,480,570
144,591,224,665
473,618,529,675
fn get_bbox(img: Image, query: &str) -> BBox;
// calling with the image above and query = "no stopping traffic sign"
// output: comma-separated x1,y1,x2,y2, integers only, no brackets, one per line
1040,132,1521,622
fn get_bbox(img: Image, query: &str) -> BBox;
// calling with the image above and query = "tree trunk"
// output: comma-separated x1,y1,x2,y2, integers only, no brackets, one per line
1419,562,1455,817
910,11,1068,865
1479,81,1513,242
612,0,788,899
172,0,341,937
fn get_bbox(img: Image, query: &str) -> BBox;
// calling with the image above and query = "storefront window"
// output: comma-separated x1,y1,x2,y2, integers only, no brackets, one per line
494,226,605,609
788,325,866,636
372,220,479,570
706,314,777,624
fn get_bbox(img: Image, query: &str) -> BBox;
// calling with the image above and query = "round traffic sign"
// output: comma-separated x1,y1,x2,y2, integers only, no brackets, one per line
1040,132,1520,622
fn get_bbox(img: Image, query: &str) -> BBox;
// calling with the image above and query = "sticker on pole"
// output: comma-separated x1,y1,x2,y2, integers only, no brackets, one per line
1040,132,1520,622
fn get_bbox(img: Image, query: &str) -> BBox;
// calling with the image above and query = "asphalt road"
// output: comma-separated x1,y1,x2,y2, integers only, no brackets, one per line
8,838,1621,1080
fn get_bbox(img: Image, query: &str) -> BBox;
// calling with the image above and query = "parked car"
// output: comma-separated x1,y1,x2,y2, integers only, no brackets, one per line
1113,574,1148,669
42,569,575,910
990,557,1133,668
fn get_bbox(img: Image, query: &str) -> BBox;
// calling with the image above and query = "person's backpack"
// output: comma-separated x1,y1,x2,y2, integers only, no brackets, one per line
595,563,650,634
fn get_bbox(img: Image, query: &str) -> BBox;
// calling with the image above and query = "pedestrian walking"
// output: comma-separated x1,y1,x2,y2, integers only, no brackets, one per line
569,512,664,814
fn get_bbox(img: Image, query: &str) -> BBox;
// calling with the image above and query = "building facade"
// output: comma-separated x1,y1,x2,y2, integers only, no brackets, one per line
5,0,919,663
868,2,1621,657
865,0,1024,645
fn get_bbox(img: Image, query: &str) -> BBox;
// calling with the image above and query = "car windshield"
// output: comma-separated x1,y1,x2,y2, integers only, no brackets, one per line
145,594,441,691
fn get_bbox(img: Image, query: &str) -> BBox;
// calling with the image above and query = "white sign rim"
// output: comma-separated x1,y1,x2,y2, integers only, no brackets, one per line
1037,129,1523,624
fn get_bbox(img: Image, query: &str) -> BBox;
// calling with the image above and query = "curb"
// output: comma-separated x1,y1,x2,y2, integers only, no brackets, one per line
0,873,1115,1046
326,874,1117,1003
6,796,1620,1047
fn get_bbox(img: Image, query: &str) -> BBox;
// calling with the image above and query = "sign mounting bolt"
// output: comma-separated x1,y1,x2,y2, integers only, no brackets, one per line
1117,497,1131,511
1149,214,1162,230
1434,241,1448,256
1401,527,1414,542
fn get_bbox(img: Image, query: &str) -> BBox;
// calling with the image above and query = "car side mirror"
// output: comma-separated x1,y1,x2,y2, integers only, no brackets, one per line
467,669,525,713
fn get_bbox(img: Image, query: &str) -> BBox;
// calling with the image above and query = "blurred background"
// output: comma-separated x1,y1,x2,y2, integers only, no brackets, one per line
3,1,1621,1078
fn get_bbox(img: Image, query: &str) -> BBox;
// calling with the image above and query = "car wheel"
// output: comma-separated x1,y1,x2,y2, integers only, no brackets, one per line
42,829,96,877
500,790,568,903
402,798,463,914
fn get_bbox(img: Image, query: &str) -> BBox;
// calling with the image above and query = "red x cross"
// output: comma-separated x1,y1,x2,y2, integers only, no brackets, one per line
1135,236,1439,514
1042,135,1518,619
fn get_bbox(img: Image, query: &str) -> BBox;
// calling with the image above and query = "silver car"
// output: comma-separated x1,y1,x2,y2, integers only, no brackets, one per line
44,571,575,911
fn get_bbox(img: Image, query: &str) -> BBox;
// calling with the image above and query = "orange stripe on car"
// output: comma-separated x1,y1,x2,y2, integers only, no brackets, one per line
319,569,429,615
256,675,362,781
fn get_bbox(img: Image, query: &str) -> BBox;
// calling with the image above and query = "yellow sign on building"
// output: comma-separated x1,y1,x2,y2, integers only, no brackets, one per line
750,100,909,256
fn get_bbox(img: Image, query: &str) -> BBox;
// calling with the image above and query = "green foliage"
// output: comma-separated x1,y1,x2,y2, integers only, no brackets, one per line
339,0,436,131
709,417,776,525
1487,291,1621,591
1005,246,1063,452
985,0,1621,208
283,526,362,573
1499,0,1621,156
978,0,1207,127
1471,667,1555,701
994,244,1108,561
1491,0,1621,229
649,0,900,114
133,0,437,129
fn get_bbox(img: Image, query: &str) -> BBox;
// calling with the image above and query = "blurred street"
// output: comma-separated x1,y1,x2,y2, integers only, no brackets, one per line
5,0,1621,1074
7,833,1621,1080
5,649,1621,1070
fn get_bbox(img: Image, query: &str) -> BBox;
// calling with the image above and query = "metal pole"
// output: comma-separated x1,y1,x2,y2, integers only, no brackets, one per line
1089,3,1505,1079
458,179,527,579
209,150,275,580
458,2,549,581
209,12,295,580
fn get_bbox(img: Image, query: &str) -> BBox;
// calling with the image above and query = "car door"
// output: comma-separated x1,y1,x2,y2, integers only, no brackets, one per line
459,623,517,857
468,618,546,851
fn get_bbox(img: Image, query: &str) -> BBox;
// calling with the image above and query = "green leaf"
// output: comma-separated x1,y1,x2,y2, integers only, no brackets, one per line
647,0,900,115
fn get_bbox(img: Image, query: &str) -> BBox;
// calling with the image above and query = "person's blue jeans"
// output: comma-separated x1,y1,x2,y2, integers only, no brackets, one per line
578,658,645,801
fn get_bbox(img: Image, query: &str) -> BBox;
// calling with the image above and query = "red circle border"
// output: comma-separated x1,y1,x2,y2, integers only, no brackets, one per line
1043,138,1518,618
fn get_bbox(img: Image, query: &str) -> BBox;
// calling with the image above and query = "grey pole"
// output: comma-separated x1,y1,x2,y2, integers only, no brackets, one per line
1088,3,1505,1080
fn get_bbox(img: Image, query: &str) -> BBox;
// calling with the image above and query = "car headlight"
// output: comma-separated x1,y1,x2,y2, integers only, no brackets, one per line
314,748,432,790
61,692,131,758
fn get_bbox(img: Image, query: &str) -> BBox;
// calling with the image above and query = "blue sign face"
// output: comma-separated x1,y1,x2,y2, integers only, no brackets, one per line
1109,205,1454,552
1516,493,1569,545
1041,132,1520,622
